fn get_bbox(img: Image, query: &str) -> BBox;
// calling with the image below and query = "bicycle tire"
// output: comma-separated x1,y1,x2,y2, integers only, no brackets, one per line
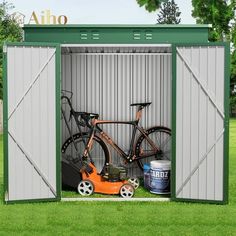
61,133,110,174
135,126,171,170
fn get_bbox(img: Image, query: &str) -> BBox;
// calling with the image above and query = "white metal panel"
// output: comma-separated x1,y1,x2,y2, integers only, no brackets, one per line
7,45,57,201
61,46,172,176
175,46,225,201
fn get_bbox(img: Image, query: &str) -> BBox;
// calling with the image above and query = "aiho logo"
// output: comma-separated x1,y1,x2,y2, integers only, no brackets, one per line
11,10,68,25
29,10,68,25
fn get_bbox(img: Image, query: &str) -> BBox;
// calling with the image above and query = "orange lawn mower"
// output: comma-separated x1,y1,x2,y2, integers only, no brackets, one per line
61,91,138,198
78,163,136,198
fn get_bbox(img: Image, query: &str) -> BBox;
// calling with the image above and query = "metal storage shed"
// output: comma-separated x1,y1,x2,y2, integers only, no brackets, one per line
3,24,229,204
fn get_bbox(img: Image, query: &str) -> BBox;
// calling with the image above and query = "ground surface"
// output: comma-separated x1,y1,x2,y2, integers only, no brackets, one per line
0,120,235,235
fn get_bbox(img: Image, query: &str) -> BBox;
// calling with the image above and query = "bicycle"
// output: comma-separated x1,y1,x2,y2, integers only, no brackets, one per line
61,92,171,174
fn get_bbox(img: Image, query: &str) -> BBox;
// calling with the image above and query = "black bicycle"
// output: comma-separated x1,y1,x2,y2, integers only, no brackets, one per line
61,92,171,173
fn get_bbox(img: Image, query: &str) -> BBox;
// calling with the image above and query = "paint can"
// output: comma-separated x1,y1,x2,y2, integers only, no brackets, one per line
150,160,171,194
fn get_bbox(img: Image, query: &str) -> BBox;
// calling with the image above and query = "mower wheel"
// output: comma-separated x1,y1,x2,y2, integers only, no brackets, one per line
120,184,134,198
128,177,140,189
77,180,94,196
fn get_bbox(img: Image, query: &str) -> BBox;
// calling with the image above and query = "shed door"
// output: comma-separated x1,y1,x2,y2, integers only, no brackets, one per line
4,44,61,203
172,44,229,203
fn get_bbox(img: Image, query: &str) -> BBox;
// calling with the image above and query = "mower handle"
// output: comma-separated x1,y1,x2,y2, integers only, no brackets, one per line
61,95,73,110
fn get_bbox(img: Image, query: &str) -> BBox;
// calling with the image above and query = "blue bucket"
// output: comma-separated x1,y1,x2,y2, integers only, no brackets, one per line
150,160,171,194
143,164,150,190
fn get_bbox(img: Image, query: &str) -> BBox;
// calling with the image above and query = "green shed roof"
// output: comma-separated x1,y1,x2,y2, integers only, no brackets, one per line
23,24,211,44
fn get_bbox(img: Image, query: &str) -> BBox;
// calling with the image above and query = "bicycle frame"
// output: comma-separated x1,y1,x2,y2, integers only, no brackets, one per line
83,110,160,163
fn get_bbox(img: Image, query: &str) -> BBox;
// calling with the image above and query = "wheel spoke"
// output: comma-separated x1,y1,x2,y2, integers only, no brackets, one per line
63,134,109,174
160,136,171,150
136,129,172,169
155,132,161,148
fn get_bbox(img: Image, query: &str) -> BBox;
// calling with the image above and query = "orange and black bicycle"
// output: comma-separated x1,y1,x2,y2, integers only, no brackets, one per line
61,92,171,174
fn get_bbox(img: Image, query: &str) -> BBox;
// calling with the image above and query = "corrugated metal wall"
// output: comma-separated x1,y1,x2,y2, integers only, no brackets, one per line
61,46,171,176
175,46,225,201
7,46,57,201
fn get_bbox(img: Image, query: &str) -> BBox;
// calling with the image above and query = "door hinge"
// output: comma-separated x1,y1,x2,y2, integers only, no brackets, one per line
3,45,7,53
5,191,8,201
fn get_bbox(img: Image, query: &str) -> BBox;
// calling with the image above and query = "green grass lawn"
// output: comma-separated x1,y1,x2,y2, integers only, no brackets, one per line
0,120,236,235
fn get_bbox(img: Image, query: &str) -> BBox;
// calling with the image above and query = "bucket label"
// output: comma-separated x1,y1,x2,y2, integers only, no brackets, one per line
150,168,170,194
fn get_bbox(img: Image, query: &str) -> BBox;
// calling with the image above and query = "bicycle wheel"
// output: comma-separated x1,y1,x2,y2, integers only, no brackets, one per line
61,133,110,174
135,126,171,170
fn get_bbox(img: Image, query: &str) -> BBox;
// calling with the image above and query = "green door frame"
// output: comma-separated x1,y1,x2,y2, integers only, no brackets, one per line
171,42,230,204
3,42,61,204
3,42,230,204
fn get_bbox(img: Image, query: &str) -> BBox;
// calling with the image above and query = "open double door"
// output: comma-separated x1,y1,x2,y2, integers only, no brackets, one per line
3,43,229,204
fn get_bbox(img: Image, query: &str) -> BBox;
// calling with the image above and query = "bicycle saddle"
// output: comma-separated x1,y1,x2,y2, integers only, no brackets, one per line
130,102,152,107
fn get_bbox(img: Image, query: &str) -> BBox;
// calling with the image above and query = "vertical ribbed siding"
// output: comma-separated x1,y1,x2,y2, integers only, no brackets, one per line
61,48,172,176
175,46,225,201
7,46,57,201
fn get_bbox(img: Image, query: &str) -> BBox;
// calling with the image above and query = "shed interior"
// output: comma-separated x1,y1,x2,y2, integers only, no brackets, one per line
60,44,172,183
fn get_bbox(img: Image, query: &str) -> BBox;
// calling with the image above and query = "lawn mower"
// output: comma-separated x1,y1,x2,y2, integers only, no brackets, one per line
61,91,138,198
78,163,135,198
